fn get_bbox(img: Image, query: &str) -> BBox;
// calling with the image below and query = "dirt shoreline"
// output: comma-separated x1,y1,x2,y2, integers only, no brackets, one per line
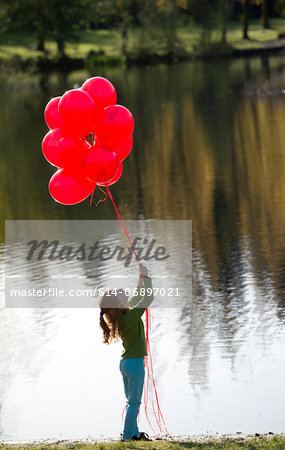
0,433,283,447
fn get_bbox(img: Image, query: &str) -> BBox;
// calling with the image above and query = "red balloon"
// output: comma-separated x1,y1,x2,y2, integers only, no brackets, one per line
95,105,134,148
98,161,123,186
81,77,117,111
59,89,97,138
113,136,133,161
83,146,119,183
44,97,65,130
42,129,86,169
49,169,96,205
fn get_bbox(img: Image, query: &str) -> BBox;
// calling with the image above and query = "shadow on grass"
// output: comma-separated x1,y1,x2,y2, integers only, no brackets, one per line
0,32,36,48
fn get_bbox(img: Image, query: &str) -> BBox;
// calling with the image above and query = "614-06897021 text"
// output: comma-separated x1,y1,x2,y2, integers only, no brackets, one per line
9,286,181,299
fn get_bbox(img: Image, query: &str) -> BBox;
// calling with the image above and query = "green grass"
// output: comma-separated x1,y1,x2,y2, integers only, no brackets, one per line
1,435,285,450
0,18,285,66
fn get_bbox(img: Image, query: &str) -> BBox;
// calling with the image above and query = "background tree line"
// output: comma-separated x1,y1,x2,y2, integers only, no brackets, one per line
0,0,285,57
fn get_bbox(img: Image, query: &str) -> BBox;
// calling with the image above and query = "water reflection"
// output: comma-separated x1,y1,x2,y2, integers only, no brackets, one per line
1,54,285,439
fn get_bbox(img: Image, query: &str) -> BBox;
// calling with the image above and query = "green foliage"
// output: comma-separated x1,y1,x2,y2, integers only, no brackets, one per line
192,38,233,57
186,0,235,44
85,49,123,71
0,0,93,55
275,0,285,17
93,0,135,55
128,0,162,61
156,0,181,54
186,0,217,22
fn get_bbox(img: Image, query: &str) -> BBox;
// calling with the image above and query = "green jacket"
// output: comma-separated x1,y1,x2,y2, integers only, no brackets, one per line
120,277,154,360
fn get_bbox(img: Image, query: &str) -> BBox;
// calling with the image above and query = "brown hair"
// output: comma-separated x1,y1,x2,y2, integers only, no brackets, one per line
99,290,127,345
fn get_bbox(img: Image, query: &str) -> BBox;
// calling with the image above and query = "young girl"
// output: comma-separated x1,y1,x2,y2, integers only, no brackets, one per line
99,263,153,442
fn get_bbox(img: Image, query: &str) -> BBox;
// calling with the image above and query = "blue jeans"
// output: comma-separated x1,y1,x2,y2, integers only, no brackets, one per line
119,357,145,440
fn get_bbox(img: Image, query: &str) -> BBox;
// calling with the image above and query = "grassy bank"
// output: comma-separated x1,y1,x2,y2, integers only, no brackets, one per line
1,435,285,450
1,19,285,71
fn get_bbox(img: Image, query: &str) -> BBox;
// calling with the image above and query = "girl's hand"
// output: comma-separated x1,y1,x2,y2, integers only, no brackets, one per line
139,263,149,277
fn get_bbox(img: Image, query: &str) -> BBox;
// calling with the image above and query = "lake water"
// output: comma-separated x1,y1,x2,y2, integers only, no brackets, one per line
1,54,285,441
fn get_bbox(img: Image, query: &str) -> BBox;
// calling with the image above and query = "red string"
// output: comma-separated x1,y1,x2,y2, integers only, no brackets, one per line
105,185,169,437
105,186,140,263
122,405,126,422
90,188,95,207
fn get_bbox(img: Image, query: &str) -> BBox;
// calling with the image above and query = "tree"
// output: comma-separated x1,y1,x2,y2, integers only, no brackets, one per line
94,0,136,57
119,0,133,56
240,0,251,39
239,0,271,39
0,0,49,51
185,0,222,47
0,0,92,57
217,0,235,43
47,0,92,57
255,0,270,28
132,0,161,59
261,0,270,28
156,0,181,55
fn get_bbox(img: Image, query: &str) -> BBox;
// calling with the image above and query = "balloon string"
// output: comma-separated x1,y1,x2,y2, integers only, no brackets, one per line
145,310,169,436
89,188,95,207
105,185,169,437
105,185,140,263
90,186,107,207
122,405,126,422
97,186,107,205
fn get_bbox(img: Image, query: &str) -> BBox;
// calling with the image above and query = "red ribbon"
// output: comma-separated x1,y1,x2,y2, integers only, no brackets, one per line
105,185,169,437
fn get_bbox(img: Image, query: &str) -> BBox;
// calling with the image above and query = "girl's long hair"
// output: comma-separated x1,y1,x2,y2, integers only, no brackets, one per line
99,291,126,345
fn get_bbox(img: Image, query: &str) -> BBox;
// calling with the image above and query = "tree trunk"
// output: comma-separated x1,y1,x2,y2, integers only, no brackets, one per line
261,0,270,29
56,38,65,58
36,33,45,52
219,0,226,43
221,21,227,43
241,0,251,40
165,0,177,55
121,26,128,56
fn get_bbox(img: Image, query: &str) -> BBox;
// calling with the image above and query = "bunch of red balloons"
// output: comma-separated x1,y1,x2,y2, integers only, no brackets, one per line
42,77,134,205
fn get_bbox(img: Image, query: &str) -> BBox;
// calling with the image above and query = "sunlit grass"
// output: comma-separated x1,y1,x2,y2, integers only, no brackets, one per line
0,45,43,60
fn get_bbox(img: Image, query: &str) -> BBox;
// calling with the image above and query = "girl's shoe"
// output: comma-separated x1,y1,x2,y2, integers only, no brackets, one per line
120,433,130,442
131,432,152,441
